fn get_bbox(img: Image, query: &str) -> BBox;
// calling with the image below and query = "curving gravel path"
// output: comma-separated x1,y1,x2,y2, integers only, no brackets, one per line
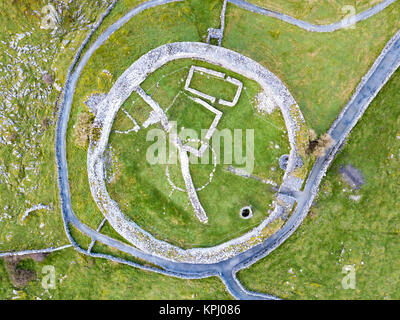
54,0,400,300
228,0,398,32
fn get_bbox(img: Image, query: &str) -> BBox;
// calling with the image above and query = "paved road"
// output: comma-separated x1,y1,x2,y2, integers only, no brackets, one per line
55,0,400,299
228,0,397,32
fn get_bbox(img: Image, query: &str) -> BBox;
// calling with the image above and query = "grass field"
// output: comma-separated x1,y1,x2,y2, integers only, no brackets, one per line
247,0,387,24
237,68,400,300
225,0,400,134
0,0,116,251
0,247,231,299
66,0,226,235
0,0,399,299
0,0,231,299
106,59,288,247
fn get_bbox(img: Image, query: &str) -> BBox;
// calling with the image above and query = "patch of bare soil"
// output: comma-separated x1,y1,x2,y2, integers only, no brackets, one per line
2,253,48,287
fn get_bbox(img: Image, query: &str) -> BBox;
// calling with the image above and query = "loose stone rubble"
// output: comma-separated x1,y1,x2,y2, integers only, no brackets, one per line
0,0,114,242
85,93,107,116
254,91,278,114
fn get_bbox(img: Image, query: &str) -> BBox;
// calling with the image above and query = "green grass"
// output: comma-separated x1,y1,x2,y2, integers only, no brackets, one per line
224,0,400,134
0,0,233,299
0,247,231,299
190,70,239,101
0,0,113,251
67,0,288,247
237,68,400,300
247,0,387,24
66,0,220,233
166,93,217,140
106,59,288,247
0,0,231,300
1,0,400,300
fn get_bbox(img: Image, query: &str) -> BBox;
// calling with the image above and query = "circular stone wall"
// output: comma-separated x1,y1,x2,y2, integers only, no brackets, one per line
87,42,305,264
